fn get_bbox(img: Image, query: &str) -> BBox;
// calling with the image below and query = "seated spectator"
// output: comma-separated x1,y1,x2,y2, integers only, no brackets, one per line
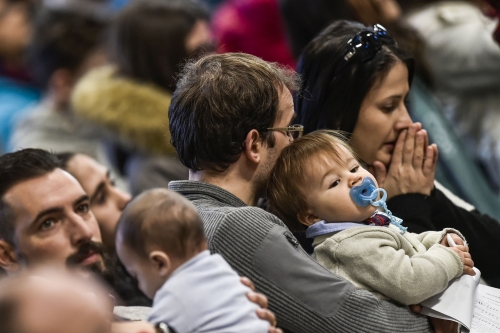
0,268,112,333
168,52,455,332
0,0,40,153
267,130,474,305
57,152,151,307
295,19,500,287
0,149,110,278
402,0,500,193
212,0,296,68
9,3,109,159
57,153,130,253
116,188,270,333
71,0,213,195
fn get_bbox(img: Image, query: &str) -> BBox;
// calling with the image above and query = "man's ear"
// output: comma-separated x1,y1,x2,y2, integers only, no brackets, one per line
149,251,171,277
243,129,263,164
0,240,20,274
297,209,322,227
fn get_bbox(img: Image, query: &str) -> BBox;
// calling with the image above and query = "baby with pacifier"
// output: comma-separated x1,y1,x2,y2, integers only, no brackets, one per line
267,130,475,305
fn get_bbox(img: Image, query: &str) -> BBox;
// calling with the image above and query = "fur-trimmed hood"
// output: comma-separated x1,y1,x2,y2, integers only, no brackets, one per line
71,66,176,156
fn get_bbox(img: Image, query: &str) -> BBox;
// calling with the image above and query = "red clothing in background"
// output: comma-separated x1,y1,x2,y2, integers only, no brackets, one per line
484,0,500,43
212,0,296,68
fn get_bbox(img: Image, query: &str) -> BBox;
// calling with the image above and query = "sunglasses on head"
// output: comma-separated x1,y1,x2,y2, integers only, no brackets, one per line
334,24,396,78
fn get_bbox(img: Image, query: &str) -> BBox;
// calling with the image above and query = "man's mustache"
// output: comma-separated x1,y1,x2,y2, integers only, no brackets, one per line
66,241,104,267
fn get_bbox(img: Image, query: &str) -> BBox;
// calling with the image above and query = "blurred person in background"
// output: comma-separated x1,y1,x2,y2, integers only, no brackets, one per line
0,268,112,333
0,0,40,153
57,152,153,307
400,0,500,195
279,0,432,84
212,0,295,68
9,1,109,161
72,0,213,196
57,153,130,253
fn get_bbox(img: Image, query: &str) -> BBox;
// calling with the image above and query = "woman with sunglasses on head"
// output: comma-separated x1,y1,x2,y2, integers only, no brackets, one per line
295,20,500,287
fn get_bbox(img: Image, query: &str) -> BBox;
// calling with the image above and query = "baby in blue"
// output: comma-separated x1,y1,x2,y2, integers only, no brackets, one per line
267,130,475,305
116,188,269,333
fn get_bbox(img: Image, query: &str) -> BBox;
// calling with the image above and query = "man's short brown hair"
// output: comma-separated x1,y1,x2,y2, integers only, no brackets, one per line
116,188,206,260
169,52,301,173
267,130,357,231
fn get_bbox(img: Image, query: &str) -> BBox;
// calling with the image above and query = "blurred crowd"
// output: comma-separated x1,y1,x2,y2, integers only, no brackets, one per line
1,0,500,332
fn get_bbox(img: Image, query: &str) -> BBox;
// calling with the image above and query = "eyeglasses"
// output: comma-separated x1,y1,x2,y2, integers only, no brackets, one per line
334,24,396,77
266,124,304,140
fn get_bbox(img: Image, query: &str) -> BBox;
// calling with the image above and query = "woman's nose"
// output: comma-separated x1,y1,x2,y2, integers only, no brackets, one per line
395,104,413,131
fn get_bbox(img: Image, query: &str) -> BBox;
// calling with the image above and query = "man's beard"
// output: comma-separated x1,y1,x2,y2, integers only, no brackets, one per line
66,241,114,286
252,147,278,201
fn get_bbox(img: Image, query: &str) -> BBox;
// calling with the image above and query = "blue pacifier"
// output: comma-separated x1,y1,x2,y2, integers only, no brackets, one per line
350,177,407,234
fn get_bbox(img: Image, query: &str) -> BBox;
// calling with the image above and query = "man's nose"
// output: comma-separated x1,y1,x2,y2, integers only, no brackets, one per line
114,188,131,211
68,214,94,246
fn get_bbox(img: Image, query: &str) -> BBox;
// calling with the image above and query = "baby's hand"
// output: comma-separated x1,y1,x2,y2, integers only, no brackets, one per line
440,233,466,248
448,245,475,276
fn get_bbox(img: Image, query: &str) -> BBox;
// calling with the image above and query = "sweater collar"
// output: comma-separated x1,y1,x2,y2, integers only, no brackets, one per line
306,221,365,239
168,180,247,208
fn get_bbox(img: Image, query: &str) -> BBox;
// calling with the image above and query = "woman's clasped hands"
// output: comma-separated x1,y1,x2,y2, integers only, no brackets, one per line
369,122,438,200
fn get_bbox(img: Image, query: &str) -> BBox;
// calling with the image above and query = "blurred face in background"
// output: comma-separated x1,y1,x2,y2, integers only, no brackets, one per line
65,155,131,251
186,19,214,58
0,0,32,63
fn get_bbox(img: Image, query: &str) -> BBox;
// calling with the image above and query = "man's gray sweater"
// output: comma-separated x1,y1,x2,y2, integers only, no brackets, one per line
169,180,433,333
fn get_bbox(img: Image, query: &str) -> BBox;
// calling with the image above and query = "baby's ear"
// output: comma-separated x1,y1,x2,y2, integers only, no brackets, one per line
149,251,171,276
297,209,321,227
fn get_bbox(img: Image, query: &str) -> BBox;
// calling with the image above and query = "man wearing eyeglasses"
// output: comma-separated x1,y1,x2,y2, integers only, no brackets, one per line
168,53,456,333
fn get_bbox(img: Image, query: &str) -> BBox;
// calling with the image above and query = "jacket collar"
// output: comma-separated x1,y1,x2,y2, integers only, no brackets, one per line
168,180,247,208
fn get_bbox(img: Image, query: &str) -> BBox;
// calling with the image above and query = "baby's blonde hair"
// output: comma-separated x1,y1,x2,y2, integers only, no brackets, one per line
267,130,358,231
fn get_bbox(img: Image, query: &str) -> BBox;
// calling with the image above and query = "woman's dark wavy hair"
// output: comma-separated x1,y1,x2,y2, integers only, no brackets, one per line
295,20,414,136
107,0,209,93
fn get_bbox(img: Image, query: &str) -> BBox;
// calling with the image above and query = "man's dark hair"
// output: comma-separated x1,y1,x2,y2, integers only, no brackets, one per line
55,152,76,170
108,0,210,93
169,52,301,172
116,188,206,260
295,20,414,137
0,149,60,245
28,6,108,89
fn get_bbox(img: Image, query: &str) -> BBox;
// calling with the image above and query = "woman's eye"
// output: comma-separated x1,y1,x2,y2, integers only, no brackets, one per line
39,219,56,231
77,204,89,214
381,105,396,113
330,180,340,188
350,166,359,173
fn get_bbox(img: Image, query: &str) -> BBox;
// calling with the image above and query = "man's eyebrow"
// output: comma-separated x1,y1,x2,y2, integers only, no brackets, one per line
30,195,90,227
32,207,64,226
90,170,110,203
74,194,90,207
